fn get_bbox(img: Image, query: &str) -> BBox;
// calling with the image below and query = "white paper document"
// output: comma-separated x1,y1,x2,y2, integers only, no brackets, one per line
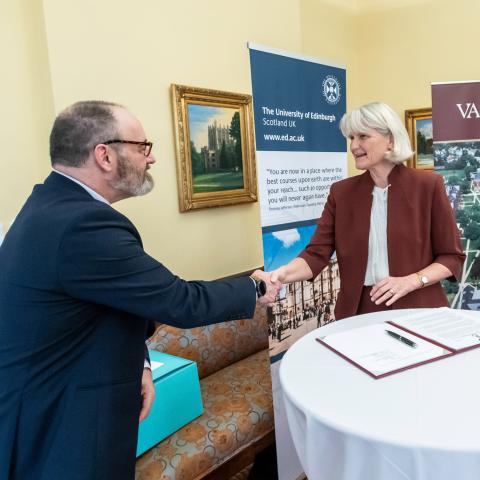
319,323,450,378
390,307,480,351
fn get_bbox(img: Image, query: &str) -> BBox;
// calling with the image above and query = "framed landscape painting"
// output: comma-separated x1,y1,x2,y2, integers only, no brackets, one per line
405,107,434,170
171,84,257,212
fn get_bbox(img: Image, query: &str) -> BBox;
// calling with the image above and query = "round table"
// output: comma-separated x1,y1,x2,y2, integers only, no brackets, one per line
279,309,480,480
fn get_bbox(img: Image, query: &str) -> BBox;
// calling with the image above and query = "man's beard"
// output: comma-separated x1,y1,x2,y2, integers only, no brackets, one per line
112,152,154,197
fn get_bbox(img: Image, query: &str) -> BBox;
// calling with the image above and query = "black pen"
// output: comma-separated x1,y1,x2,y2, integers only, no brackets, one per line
385,329,417,348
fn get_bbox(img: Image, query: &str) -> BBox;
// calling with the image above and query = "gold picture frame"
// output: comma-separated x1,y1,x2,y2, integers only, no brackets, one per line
405,107,434,170
171,84,257,212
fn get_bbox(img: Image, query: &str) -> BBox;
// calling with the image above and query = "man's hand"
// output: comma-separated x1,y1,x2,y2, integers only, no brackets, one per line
252,269,282,306
139,367,155,422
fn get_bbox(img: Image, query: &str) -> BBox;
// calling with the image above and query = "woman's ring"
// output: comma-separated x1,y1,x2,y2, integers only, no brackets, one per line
389,289,395,295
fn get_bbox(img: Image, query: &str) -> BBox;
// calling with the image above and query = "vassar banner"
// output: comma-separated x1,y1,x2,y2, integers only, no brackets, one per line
432,81,480,310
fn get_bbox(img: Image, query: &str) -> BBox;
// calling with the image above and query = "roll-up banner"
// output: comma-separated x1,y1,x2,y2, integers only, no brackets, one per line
432,81,480,310
249,43,347,479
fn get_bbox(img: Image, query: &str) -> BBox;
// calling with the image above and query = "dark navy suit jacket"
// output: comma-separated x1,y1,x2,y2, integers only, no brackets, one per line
0,172,256,480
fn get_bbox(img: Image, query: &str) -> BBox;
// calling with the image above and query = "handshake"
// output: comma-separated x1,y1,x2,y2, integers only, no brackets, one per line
251,268,284,306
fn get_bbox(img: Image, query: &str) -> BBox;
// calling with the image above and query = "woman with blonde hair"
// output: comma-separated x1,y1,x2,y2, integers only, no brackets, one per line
269,102,465,320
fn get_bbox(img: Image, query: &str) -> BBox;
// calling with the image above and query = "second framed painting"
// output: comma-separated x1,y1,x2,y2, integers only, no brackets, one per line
405,107,433,170
171,84,257,212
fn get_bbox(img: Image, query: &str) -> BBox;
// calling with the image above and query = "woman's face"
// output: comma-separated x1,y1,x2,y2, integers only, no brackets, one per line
348,128,393,171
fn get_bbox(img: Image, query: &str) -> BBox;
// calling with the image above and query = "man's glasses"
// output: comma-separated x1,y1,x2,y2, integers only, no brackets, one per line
103,139,153,157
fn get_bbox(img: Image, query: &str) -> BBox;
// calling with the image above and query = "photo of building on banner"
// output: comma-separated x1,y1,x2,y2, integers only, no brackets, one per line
263,225,340,359
432,81,480,309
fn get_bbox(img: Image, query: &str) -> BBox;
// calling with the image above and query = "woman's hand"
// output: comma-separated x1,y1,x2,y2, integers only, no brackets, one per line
270,266,288,285
370,274,420,306
270,258,313,285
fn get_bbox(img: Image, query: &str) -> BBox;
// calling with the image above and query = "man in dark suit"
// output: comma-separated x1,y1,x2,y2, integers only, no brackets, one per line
0,101,278,480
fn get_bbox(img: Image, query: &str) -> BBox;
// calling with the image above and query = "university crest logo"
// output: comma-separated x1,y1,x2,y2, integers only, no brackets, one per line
322,75,341,105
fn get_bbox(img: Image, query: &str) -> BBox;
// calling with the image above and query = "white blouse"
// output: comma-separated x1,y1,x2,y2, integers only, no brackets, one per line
364,185,390,286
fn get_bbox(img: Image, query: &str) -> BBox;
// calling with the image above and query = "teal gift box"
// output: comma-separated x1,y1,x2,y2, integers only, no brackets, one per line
136,350,203,456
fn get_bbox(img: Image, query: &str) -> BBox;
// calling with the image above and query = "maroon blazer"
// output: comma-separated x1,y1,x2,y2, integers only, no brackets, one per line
299,164,465,320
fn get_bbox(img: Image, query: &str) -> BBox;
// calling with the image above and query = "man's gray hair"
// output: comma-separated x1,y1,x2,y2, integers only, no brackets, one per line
50,100,122,167
340,102,414,163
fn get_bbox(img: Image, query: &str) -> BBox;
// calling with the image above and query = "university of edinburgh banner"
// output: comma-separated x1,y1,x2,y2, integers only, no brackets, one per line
249,44,347,361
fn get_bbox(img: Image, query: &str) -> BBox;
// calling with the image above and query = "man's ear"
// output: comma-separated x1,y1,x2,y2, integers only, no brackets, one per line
93,144,113,172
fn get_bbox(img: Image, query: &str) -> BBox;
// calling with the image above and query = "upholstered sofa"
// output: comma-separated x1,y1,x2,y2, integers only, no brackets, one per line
135,305,274,480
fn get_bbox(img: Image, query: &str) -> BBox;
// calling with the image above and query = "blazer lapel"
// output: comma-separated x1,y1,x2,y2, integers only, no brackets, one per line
387,165,412,273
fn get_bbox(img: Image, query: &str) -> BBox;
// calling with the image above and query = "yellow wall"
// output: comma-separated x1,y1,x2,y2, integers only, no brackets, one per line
0,0,54,238
41,0,303,279
358,0,480,114
2,0,480,277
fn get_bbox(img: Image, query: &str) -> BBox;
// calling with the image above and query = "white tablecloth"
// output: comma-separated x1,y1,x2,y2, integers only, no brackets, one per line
279,309,480,480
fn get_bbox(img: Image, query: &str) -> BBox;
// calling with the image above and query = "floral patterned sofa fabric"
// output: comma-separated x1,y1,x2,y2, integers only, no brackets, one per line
136,350,273,480
136,306,273,480
147,307,269,379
